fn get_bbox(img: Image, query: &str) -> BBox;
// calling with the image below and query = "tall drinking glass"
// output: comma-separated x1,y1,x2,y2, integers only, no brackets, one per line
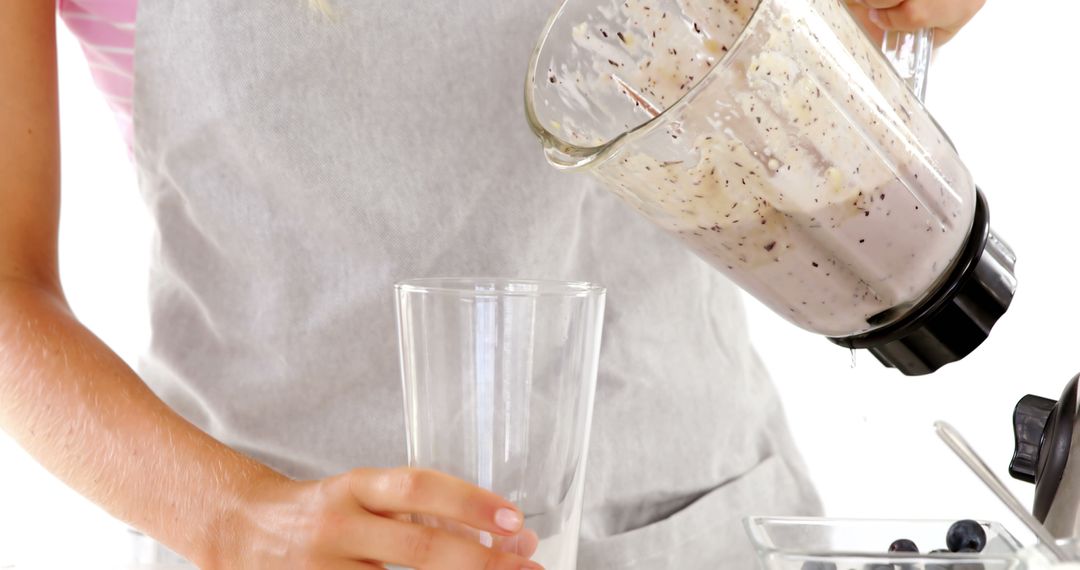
395,278,606,570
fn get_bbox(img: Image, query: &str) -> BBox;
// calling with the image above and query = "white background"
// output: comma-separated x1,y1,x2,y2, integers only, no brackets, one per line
2,1,1079,564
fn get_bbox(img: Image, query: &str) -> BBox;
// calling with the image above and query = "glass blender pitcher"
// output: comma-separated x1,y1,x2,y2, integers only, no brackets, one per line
525,0,1017,375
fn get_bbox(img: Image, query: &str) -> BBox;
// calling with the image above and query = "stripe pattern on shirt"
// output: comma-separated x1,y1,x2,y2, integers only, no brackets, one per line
58,0,138,150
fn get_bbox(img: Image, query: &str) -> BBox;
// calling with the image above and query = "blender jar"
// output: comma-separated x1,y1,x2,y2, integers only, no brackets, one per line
526,0,1016,374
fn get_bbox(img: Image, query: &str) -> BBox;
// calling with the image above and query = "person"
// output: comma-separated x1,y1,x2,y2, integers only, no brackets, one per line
0,0,985,568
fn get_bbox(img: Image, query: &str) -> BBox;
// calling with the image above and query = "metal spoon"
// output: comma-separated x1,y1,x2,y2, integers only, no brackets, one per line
934,420,1072,562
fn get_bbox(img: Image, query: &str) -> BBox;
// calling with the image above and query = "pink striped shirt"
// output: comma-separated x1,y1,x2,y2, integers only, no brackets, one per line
58,0,138,149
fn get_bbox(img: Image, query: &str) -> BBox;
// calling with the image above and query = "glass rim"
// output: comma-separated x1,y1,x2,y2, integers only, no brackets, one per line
395,277,606,297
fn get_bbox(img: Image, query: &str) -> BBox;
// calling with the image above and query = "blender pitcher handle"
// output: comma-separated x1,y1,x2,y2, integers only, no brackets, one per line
881,29,934,101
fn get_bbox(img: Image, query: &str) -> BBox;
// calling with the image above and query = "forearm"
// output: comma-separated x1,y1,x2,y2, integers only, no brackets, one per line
0,279,284,566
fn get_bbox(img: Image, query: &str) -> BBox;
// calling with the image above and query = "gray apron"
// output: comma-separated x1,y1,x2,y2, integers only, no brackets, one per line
133,1,821,567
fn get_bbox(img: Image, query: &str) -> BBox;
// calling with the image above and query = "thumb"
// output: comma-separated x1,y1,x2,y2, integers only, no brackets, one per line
846,3,887,45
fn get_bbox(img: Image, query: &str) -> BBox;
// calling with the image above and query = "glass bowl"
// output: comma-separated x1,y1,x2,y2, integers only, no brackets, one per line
746,517,1026,569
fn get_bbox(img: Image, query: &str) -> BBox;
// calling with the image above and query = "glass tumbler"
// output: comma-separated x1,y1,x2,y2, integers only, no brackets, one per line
395,278,606,570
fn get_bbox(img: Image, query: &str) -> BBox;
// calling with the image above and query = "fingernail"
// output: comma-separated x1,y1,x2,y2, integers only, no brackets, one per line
495,508,523,532
868,8,884,27
520,565,543,570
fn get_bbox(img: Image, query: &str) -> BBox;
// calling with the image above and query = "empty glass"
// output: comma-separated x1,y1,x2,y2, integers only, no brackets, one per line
395,278,606,569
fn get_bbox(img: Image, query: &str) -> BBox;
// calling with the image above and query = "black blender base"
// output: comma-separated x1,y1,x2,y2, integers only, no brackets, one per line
828,189,1016,376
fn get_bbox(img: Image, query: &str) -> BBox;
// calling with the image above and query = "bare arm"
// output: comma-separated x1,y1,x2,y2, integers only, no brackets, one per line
0,2,283,564
0,5,538,569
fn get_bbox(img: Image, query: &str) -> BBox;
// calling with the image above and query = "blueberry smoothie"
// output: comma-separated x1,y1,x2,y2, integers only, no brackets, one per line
531,0,976,336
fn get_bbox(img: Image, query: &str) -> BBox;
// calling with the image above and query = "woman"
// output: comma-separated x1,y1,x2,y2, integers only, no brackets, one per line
0,0,983,568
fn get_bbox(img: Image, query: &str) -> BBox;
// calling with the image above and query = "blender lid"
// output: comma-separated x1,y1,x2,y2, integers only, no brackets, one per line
1010,375,1078,523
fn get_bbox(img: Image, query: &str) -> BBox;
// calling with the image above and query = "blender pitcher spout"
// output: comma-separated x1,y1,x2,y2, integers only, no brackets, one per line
526,118,611,171
523,0,690,172
526,44,666,171
524,71,631,172
526,107,641,172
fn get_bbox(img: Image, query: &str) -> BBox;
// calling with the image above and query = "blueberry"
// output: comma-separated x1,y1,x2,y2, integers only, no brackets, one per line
946,520,987,553
800,562,837,570
888,539,919,552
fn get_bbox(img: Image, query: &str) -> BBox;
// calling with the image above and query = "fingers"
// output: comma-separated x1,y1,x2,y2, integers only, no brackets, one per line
333,468,541,568
494,528,540,558
342,513,543,570
845,4,884,45
852,0,902,9
302,560,384,570
864,0,986,44
347,468,525,537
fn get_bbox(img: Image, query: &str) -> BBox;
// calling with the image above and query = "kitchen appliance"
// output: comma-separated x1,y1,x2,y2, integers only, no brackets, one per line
1010,374,1080,539
525,0,1017,375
